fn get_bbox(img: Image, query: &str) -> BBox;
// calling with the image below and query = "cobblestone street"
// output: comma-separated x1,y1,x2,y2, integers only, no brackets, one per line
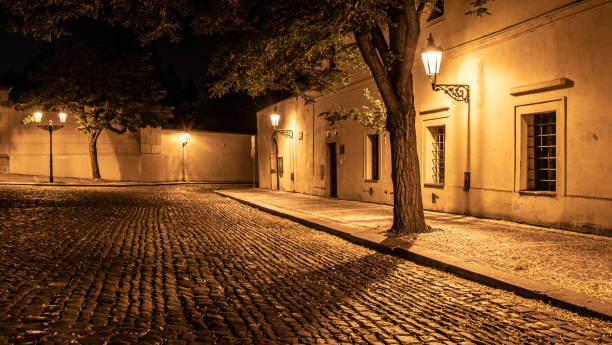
0,185,610,345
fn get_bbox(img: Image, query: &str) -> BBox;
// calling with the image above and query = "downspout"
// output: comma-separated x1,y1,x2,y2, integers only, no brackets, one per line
465,99,471,214
312,102,315,176
293,97,298,192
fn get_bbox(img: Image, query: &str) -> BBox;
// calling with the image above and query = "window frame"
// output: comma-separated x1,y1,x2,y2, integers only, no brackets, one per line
514,99,566,196
426,0,444,23
364,132,381,181
423,124,446,187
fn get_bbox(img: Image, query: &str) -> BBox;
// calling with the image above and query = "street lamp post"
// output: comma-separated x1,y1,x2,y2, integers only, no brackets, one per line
421,34,470,103
34,112,66,183
180,131,190,182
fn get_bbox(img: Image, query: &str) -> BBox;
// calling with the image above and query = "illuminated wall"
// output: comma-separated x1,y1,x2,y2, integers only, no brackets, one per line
256,0,612,235
0,93,254,182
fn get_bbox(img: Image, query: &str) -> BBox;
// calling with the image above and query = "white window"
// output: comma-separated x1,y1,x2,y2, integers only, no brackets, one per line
424,125,445,185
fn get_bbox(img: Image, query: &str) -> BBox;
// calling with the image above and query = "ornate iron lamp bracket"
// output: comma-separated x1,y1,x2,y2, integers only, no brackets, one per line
274,129,293,139
38,124,64,132
431,83,470,103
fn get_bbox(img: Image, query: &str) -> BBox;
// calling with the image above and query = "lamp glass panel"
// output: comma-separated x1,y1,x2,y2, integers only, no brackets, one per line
421,51,442,76
181,132,190,143
270,114,280,127
59,112,67,123
34,112,43,122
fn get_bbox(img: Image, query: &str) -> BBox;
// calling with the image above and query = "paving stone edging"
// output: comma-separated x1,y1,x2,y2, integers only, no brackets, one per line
216,190,612,322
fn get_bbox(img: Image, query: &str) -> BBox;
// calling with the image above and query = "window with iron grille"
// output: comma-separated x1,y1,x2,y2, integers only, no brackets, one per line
427,0,444,21
429,126,445,184
365,134,379,180
527,112,556,191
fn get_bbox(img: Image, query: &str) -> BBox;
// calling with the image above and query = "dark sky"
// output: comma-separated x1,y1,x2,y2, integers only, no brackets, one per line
0,25,285,134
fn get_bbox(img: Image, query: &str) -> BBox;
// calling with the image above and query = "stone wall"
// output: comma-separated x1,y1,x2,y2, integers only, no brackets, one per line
0,90,255,182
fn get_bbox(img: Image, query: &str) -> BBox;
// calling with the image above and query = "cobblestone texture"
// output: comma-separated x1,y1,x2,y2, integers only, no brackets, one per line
0,185,610,344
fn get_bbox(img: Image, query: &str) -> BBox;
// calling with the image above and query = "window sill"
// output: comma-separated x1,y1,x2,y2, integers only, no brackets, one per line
519,190,556,197
364,179,380,183
426,15,446,28
424,183,444,189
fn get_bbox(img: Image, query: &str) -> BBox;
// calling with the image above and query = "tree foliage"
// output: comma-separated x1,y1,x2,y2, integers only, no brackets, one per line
2,0,490,234
320,88,387,132
14,43,172,179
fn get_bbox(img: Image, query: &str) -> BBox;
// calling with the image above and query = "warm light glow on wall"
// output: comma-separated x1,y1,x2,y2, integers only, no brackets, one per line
34,112,42,123
59,112,67,123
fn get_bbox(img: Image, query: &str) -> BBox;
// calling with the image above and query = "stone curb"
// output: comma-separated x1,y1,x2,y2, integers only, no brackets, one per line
216,190,612,322
0,181,253,187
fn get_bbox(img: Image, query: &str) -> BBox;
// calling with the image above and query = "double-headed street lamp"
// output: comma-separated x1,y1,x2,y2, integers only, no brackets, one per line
33,112,66,183
421,34,470,103
180,131,190,182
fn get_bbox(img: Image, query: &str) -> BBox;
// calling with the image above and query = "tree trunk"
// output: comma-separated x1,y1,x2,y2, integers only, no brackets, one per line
89,129,102,180
386,104,426,237
354,20,427,236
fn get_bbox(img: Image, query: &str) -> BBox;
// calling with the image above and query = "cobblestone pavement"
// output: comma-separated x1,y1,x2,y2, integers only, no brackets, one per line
0,186,610,345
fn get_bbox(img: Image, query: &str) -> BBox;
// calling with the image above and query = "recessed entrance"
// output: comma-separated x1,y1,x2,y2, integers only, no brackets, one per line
328,143,337,198
271,138,279,190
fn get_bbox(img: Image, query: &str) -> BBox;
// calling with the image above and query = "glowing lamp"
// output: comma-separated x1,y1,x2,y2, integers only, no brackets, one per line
270,114,280,128
34,112,43,123
421,33,442,77
181,132,190,145
59,112,67,123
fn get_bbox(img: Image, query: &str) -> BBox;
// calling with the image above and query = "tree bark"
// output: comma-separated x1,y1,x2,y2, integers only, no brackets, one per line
89,129,102,180
386,102,426,236
354,0,426,236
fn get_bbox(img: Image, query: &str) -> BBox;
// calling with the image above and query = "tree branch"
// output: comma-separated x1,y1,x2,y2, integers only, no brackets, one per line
354,29,402,117
370,25,391,69
388,0,420,102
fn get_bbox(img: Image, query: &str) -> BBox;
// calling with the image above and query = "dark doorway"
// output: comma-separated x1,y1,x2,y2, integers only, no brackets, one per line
328,143,337,198
271,138,279,190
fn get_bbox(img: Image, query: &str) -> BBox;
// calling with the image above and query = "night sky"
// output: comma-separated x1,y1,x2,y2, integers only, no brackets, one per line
0,23,285,134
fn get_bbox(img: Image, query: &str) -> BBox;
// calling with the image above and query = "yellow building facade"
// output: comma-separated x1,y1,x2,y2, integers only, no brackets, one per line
256,0,612,235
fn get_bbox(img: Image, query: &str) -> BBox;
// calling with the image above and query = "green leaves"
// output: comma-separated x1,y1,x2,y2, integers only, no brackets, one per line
320,88,387,131
14,44,172,137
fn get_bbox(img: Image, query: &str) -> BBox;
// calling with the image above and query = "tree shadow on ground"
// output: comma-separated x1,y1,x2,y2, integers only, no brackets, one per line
212,253,404,344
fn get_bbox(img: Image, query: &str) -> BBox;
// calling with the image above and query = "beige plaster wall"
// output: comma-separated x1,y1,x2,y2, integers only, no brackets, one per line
0,95,254,182
256,0,612,234
160,130,255,183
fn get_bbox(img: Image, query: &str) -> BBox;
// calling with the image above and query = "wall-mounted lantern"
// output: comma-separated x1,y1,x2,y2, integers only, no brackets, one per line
270,114,280,129
33,111,67,183
421,34,470,103
180,132,190,147
270,109,293,139
181,131,190,182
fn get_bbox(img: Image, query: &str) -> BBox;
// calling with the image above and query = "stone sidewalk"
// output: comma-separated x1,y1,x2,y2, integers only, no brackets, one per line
216,188,612,321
